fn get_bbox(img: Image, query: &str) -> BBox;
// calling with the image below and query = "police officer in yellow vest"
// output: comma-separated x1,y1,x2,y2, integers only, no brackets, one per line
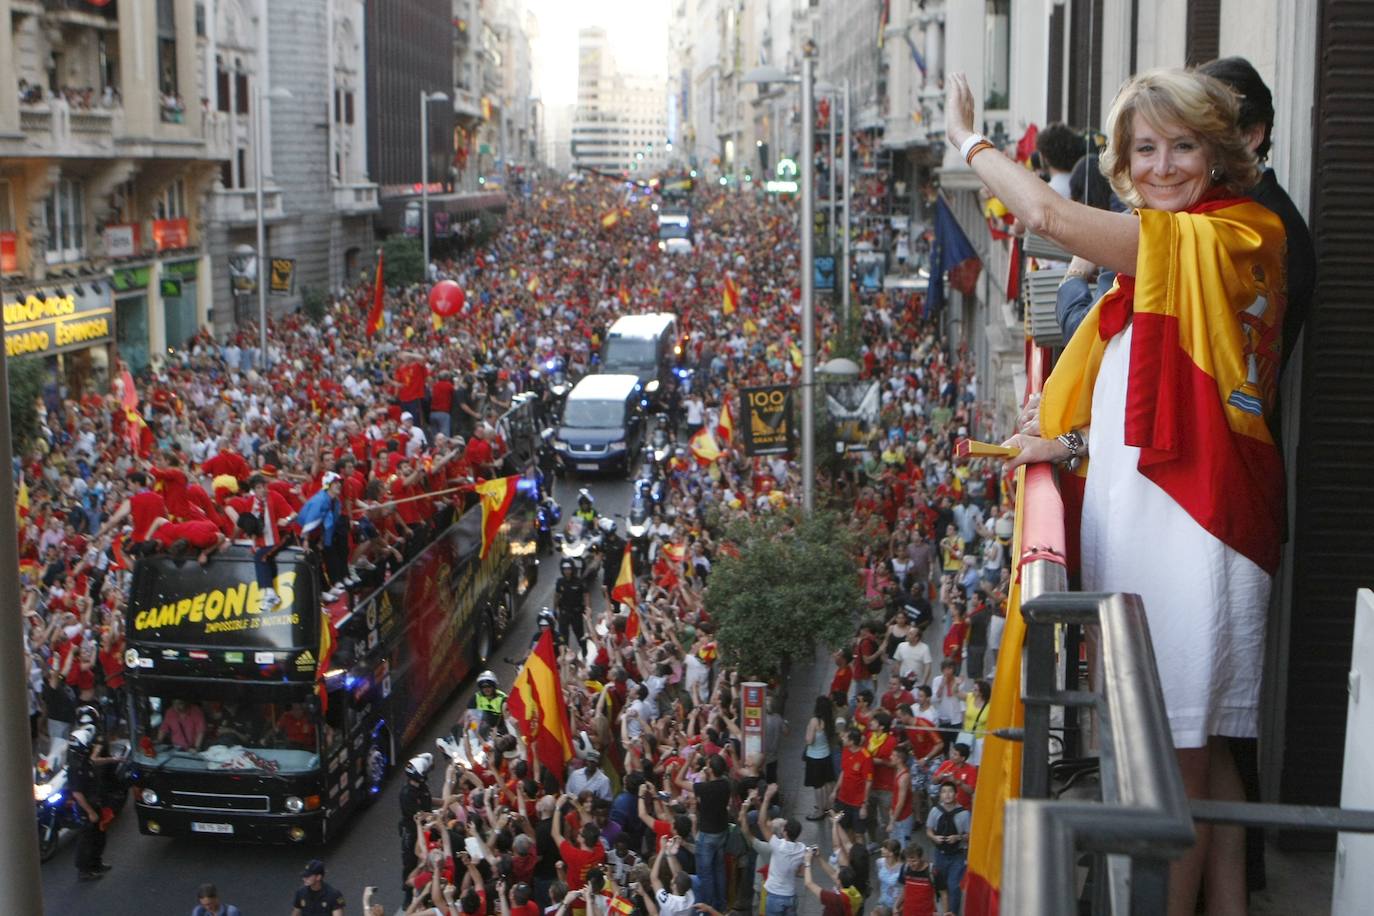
470,670,507,731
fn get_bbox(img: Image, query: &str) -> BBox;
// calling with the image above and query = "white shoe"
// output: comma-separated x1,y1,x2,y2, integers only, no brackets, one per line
321,587,343,602
259,588,281,611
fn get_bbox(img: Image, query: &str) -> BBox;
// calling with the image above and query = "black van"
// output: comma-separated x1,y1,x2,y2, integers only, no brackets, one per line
553,373,647,476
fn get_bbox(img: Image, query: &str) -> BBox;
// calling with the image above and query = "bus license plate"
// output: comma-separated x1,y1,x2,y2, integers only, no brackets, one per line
577,463,599,471
191,822,233,834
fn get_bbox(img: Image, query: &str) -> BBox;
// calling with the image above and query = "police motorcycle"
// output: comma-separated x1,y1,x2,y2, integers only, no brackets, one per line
649,414,675,472
35,714,130,862
625,489,655,578
535,492,563,555
554,490,603,586
545,356,573,419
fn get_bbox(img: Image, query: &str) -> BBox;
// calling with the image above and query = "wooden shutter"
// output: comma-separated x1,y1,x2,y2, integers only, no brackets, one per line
1184,0,1221,66
1279,0,1374,834
1047,5,1064,124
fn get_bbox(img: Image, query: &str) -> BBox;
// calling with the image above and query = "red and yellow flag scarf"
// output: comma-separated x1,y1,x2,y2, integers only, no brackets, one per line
1039,197,1288,573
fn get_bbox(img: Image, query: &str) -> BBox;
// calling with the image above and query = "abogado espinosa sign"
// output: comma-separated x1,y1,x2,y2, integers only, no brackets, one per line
4,288,114,358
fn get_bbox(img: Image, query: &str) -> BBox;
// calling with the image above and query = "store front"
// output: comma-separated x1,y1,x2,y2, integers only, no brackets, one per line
111,265,152,374
161,259,199,354
3,284,114,396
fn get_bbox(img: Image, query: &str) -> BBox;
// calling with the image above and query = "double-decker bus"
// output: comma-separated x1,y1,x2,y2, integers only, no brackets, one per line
122,406,544,845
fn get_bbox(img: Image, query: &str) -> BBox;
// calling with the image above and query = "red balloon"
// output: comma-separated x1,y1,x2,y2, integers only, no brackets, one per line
429,280,466,318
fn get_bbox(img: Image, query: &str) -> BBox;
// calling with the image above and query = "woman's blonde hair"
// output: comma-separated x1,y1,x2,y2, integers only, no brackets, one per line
1099,68,1261,208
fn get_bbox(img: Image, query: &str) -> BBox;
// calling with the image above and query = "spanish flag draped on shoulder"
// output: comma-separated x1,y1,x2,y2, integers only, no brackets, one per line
610,550,639,638
509,629,575,778
366,248,385,337
473,476,519,559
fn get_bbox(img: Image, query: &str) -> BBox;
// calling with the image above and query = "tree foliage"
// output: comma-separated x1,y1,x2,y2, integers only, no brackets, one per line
706,509,861,680
381,235,424,287
6,357,46,452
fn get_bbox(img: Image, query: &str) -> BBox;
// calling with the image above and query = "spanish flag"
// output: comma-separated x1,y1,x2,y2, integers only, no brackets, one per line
474,475,519,559
366,248,385,337
317,609,338,714
508,629,575,777
717,398,735,445
16,473,29,522
125,407,153,458
722,276,740,314
689,427,721,465
610,551,640,638
618,285,631,306
600,210,620,229
527,275,540,293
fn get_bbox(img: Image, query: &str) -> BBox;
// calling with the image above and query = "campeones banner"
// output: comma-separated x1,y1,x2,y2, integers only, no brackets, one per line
128,557,314,651
740,385,794,456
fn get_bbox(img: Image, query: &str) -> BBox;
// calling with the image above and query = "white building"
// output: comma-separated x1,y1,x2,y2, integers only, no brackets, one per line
570,27,668,176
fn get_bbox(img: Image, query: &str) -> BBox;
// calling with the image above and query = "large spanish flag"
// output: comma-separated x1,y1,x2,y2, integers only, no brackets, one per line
722,276,739,314
509,629,575,778
366,248,385,337
688,427,721,465
473,475,518,559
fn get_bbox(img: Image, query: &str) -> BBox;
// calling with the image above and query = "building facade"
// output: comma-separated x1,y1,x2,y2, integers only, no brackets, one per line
202,0,380,335
570,27,668,177
0,0,227,383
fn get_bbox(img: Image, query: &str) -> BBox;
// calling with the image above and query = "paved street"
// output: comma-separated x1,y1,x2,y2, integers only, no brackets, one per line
39,474,636,915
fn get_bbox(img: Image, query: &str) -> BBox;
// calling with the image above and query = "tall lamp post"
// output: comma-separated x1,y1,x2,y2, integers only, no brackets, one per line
818,78,852,326
743,40,818,514
420,90,450,280
252,83,291,366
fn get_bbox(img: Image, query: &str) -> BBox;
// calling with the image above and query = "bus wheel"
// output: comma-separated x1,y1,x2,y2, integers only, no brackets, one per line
37,816,61,862
497,580,518,636
363,730,392,805
474,611,494,667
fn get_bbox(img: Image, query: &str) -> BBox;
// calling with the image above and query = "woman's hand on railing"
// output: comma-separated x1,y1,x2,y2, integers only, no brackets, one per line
1000,433,1071,471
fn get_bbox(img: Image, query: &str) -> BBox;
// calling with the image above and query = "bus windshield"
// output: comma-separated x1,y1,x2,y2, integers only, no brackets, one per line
129,691,320,775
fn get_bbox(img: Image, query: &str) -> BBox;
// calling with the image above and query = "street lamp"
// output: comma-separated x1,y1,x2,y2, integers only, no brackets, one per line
743,46,817,514
253,83,291,366
818,79,852,327
420,90,450,281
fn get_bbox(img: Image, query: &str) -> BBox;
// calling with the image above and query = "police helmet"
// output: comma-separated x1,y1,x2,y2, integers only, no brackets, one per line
577,488,594,507
406,752,434,779
477,670,498,689
74,704,100,730
597,517,616,536
69,725,96,751
538,608,557,628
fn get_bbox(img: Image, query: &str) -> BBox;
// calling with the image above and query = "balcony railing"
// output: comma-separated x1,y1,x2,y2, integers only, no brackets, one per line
17,104,117,154
332,182,380,214
992,319,1374,915
207,187,286,226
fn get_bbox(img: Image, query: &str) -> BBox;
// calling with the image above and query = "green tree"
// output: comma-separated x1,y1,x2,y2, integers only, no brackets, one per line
6,357,46,452
380,235,424,287
706,510,861,680
301,285,329,323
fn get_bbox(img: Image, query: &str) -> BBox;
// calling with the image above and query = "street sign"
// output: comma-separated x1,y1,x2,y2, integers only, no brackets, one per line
269,257,296,296
741,682,767,761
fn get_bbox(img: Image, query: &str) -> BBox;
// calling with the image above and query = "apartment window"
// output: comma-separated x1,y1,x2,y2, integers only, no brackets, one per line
236,72,250,114
984,0,1011,110
44,179,86,264
155,179,186,220
344,91,354,125
216,66,231,112
0,180,14,233
157,0,178,96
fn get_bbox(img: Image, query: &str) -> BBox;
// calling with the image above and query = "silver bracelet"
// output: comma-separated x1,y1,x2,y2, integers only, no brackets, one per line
958,132,988,161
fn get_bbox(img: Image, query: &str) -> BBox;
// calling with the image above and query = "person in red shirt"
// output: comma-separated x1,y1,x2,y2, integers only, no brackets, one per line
929,742,978,810
866,711,899,839
880,673,917,714
275,703,315,748
833,729,873,841
97,471,167,543
150,453,206,522
394,351,429,424
829,648,854,702
895,844,936,916
146,517,227,564
552,800,606,899
430,371,456,438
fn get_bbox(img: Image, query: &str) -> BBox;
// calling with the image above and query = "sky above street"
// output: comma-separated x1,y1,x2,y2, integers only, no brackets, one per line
526,0,671,106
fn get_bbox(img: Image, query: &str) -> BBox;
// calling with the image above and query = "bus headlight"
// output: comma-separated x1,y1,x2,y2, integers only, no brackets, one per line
140,788,160,806
285,796,305,813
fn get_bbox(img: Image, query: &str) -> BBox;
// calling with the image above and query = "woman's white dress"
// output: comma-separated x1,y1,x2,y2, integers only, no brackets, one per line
1080,324,1271,749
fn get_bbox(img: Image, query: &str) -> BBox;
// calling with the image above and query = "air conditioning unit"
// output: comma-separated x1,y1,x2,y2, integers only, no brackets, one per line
1024,266,1066,349
1022,231,1071,262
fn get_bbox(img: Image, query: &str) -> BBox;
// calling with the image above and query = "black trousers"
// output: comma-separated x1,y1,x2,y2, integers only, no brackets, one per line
75,818,106,873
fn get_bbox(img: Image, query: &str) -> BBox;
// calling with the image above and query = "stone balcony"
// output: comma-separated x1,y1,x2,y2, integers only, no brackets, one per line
16,104,117,155
206,186,287,227
333,181,381,214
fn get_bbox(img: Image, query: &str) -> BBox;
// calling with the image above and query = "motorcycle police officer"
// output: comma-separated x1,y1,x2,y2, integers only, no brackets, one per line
398,753,434,905
554,559,590,649
598,517,626,601
68,726,111,881
573,489,597,526
469,670,508,731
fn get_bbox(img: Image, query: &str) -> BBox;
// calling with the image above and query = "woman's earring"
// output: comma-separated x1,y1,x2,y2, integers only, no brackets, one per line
1209,164,1224,182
